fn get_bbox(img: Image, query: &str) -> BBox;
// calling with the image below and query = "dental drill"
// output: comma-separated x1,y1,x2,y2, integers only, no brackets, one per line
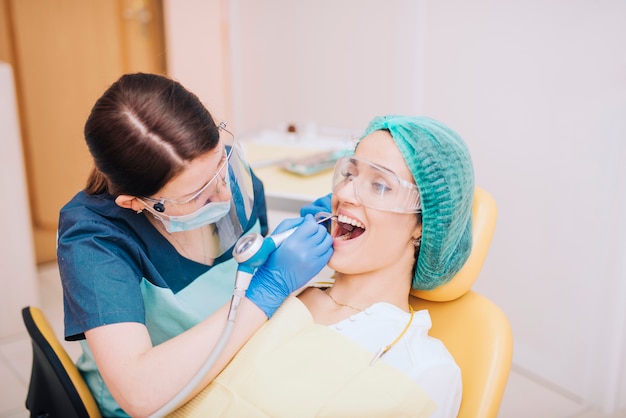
149,212,335,418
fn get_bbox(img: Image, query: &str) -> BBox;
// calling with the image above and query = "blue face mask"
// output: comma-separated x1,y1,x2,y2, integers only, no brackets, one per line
157,199,231,233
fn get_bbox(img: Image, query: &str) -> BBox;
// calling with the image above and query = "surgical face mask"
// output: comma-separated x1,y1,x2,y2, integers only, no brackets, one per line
151,199,231,233
332,156,422,213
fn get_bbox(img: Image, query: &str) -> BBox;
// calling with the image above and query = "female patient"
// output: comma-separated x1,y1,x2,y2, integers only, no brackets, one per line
173,115,474,418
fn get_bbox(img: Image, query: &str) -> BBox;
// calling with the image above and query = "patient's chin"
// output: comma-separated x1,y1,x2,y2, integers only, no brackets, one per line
327,254,343,273
327,253,359,275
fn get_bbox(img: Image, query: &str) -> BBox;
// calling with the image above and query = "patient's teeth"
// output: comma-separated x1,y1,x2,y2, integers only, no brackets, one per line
336,233,350,241
337,214,365,230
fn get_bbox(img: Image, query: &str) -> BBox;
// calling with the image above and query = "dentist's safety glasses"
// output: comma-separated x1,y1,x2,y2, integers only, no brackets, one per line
141,128,256,260
332,156,422,214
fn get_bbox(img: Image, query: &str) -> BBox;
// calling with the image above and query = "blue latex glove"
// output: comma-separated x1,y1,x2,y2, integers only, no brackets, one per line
300,193,332,217
246,215,333,318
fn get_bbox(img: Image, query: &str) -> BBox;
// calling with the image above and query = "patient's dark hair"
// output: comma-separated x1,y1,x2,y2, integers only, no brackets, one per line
84,73,220,197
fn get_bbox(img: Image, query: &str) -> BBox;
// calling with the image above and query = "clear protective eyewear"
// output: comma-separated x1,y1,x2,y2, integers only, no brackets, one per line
141,122,234,216
332,156,422,214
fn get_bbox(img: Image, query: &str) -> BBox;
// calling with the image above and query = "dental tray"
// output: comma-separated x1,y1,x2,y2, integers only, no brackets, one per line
280,149,352,176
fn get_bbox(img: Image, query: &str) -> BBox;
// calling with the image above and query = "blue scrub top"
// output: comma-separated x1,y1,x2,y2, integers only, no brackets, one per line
57,173,267,416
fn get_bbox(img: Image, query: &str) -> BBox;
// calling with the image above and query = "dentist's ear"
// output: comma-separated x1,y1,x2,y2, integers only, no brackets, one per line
115,195,143,213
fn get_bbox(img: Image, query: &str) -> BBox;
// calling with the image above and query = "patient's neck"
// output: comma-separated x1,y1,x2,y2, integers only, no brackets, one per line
298,271,412,326
332,272,411,310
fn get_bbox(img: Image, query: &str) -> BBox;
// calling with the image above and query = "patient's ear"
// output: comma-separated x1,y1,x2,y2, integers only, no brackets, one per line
411,221,422,242
115,195,143,213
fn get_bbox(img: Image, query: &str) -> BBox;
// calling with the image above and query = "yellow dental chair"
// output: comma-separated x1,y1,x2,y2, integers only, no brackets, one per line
411,187,513,418
21,306,102,418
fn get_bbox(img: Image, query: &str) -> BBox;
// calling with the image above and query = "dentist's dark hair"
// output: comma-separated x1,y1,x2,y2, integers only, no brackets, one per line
84,73,220,197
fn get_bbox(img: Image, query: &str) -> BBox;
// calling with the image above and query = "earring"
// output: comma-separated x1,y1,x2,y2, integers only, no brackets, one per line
413,238,421,247
136,209,144,214
153,201,165,213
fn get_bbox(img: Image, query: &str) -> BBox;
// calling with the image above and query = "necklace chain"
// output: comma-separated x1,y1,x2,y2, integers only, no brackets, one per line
325,289,363,312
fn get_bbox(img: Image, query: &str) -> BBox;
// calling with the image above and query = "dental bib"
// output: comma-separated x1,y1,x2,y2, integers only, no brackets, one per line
169,297,435,417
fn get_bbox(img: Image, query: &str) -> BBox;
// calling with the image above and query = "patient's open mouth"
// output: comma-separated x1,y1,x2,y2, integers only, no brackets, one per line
335,214,366,241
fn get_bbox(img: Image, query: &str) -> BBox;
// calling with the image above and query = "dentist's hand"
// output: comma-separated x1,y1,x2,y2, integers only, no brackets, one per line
246,215,333,318
300,193,332,218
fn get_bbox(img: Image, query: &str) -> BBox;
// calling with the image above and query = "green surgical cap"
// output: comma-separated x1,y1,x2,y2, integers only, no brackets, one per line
360,115,475,290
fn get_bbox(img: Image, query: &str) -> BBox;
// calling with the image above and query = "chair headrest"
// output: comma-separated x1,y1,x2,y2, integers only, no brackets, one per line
410,187,497,302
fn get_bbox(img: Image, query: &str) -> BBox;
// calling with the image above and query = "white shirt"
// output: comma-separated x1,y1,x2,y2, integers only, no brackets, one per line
328,303,462,418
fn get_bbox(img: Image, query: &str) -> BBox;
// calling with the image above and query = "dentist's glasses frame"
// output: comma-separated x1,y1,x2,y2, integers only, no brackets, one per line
332,156,422,214
140,122,235,216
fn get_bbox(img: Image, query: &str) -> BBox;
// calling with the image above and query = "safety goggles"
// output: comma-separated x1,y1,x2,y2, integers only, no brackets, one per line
332,156,422,214
141,122,234,216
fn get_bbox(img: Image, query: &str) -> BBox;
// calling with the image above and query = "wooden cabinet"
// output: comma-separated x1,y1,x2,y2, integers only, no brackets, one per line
0,0,166,263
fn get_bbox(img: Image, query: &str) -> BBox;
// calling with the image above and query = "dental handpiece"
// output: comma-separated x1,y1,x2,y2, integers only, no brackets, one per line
267,211,335,244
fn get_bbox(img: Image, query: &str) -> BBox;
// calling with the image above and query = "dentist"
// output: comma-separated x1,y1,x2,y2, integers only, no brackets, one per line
57,73,333,417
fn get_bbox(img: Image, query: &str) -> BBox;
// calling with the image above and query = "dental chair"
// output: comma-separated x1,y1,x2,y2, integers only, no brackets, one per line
21,306,102,418
411,187,513,418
